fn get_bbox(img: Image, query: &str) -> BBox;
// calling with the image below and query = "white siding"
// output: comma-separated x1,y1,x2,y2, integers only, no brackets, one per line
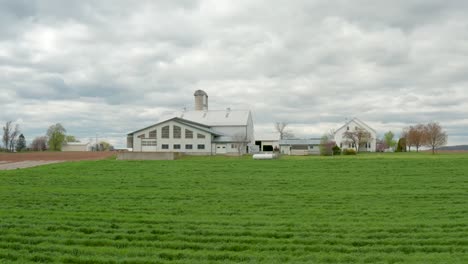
334,119,377,152
132,120,213,154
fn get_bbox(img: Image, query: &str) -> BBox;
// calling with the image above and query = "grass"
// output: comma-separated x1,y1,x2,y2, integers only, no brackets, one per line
0,153,467,263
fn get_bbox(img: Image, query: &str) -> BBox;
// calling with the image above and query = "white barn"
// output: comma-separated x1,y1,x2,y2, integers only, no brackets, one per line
127,90,254,155
334,118,377,152
62,142,92,152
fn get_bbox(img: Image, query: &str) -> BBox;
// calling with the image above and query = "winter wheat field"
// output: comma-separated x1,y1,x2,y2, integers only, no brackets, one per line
0,153,467,263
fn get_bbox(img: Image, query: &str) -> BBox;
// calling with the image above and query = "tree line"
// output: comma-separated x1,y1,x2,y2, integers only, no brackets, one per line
399,122,447,154
1,121,113,152
375,122,447,154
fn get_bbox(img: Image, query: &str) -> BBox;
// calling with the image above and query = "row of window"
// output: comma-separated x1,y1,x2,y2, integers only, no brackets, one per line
142,140,157,146
139,126,206,140
161,144,205,150
339,142,371,148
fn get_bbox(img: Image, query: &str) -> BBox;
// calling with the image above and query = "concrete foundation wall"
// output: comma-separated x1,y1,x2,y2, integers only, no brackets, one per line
117,152,183,160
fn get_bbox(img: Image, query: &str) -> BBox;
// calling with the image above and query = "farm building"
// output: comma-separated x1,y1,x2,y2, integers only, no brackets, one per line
254,139,279,152
62,142,92,152
127,90,254,155
279,139,321,155
334,118,377,152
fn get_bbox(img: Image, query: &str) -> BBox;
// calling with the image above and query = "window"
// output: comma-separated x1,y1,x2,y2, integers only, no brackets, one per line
142,140,156,146
185,144,193,149
149,130,157,138
174,144,181,149
173,126,181,138
197,133,205,139
185,129,193,139
197,144,205,150
348,143,351,148
162,144,169,149
355,126,358,131
137,134,145,138
347,126,349,131
162,126,169,138
340,143,343,148
368,143,371,149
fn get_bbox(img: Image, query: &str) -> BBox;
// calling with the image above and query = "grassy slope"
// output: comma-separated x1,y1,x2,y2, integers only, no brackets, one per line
0,153,467,263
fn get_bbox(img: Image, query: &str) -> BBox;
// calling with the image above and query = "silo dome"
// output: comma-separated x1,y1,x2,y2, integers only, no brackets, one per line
194,90,207,96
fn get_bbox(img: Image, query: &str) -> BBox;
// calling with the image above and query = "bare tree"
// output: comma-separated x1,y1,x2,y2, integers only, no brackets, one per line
424,122,447,154
2,121,12,151
2,121,20,152
274,122,295,140
232,133,248,156
31,136,48,151
343,127,372,152
407,124,427,152
9,124,20,152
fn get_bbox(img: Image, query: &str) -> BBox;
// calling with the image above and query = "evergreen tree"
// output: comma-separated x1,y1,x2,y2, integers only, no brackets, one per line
16,134,26,152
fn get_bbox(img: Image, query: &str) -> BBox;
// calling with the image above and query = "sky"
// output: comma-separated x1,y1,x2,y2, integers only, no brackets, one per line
1,0,468,148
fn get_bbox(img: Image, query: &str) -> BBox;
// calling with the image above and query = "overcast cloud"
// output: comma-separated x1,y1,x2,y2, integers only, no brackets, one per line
1,0,468,147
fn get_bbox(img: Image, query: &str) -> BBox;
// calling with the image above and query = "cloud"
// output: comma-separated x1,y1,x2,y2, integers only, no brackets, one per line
1,0,468,147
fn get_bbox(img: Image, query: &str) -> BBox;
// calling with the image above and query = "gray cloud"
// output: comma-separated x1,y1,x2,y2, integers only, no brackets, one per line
1,0,468,147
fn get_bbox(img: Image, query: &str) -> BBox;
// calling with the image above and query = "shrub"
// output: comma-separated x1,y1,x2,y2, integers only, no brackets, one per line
332,145,341,155
343,148,356,155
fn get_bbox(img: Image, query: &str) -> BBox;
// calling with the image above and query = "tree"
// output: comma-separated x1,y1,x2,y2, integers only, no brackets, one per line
47,123,66,151
9,124,20,152
319,130,336,156
383,131,396,150
16,134,26,152
376,138,388,152
31,136,48,151
2,121,12,151
424,122,447,154
232,133,248,156
401,128,410,152
98,141,113,151
396,138,407,152
343,128,372,152
274,122,294,139
407,124,427,152
2,121,20,152
65,135,79,143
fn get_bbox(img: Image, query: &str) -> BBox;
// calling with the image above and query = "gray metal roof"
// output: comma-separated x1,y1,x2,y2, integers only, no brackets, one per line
161,110,251,126
279,138,321,145
127,117,224,136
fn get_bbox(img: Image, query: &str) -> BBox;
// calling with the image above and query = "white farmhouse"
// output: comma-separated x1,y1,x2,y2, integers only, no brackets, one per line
127,90,254,155
334,118,377,152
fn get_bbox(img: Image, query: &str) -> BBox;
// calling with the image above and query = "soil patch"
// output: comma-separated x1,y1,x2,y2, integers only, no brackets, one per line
0,152,115,163
0,152,115,170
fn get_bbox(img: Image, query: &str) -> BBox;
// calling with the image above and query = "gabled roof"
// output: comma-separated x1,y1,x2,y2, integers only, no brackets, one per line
160,110,251,126
335,118,376,134
127,117,224,136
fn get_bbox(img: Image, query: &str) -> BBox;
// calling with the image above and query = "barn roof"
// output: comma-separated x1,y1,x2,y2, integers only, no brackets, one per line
127,117,224,136
161,110,251,126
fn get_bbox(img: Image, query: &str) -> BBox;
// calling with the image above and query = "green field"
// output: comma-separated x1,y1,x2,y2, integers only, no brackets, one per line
0,153,467,263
